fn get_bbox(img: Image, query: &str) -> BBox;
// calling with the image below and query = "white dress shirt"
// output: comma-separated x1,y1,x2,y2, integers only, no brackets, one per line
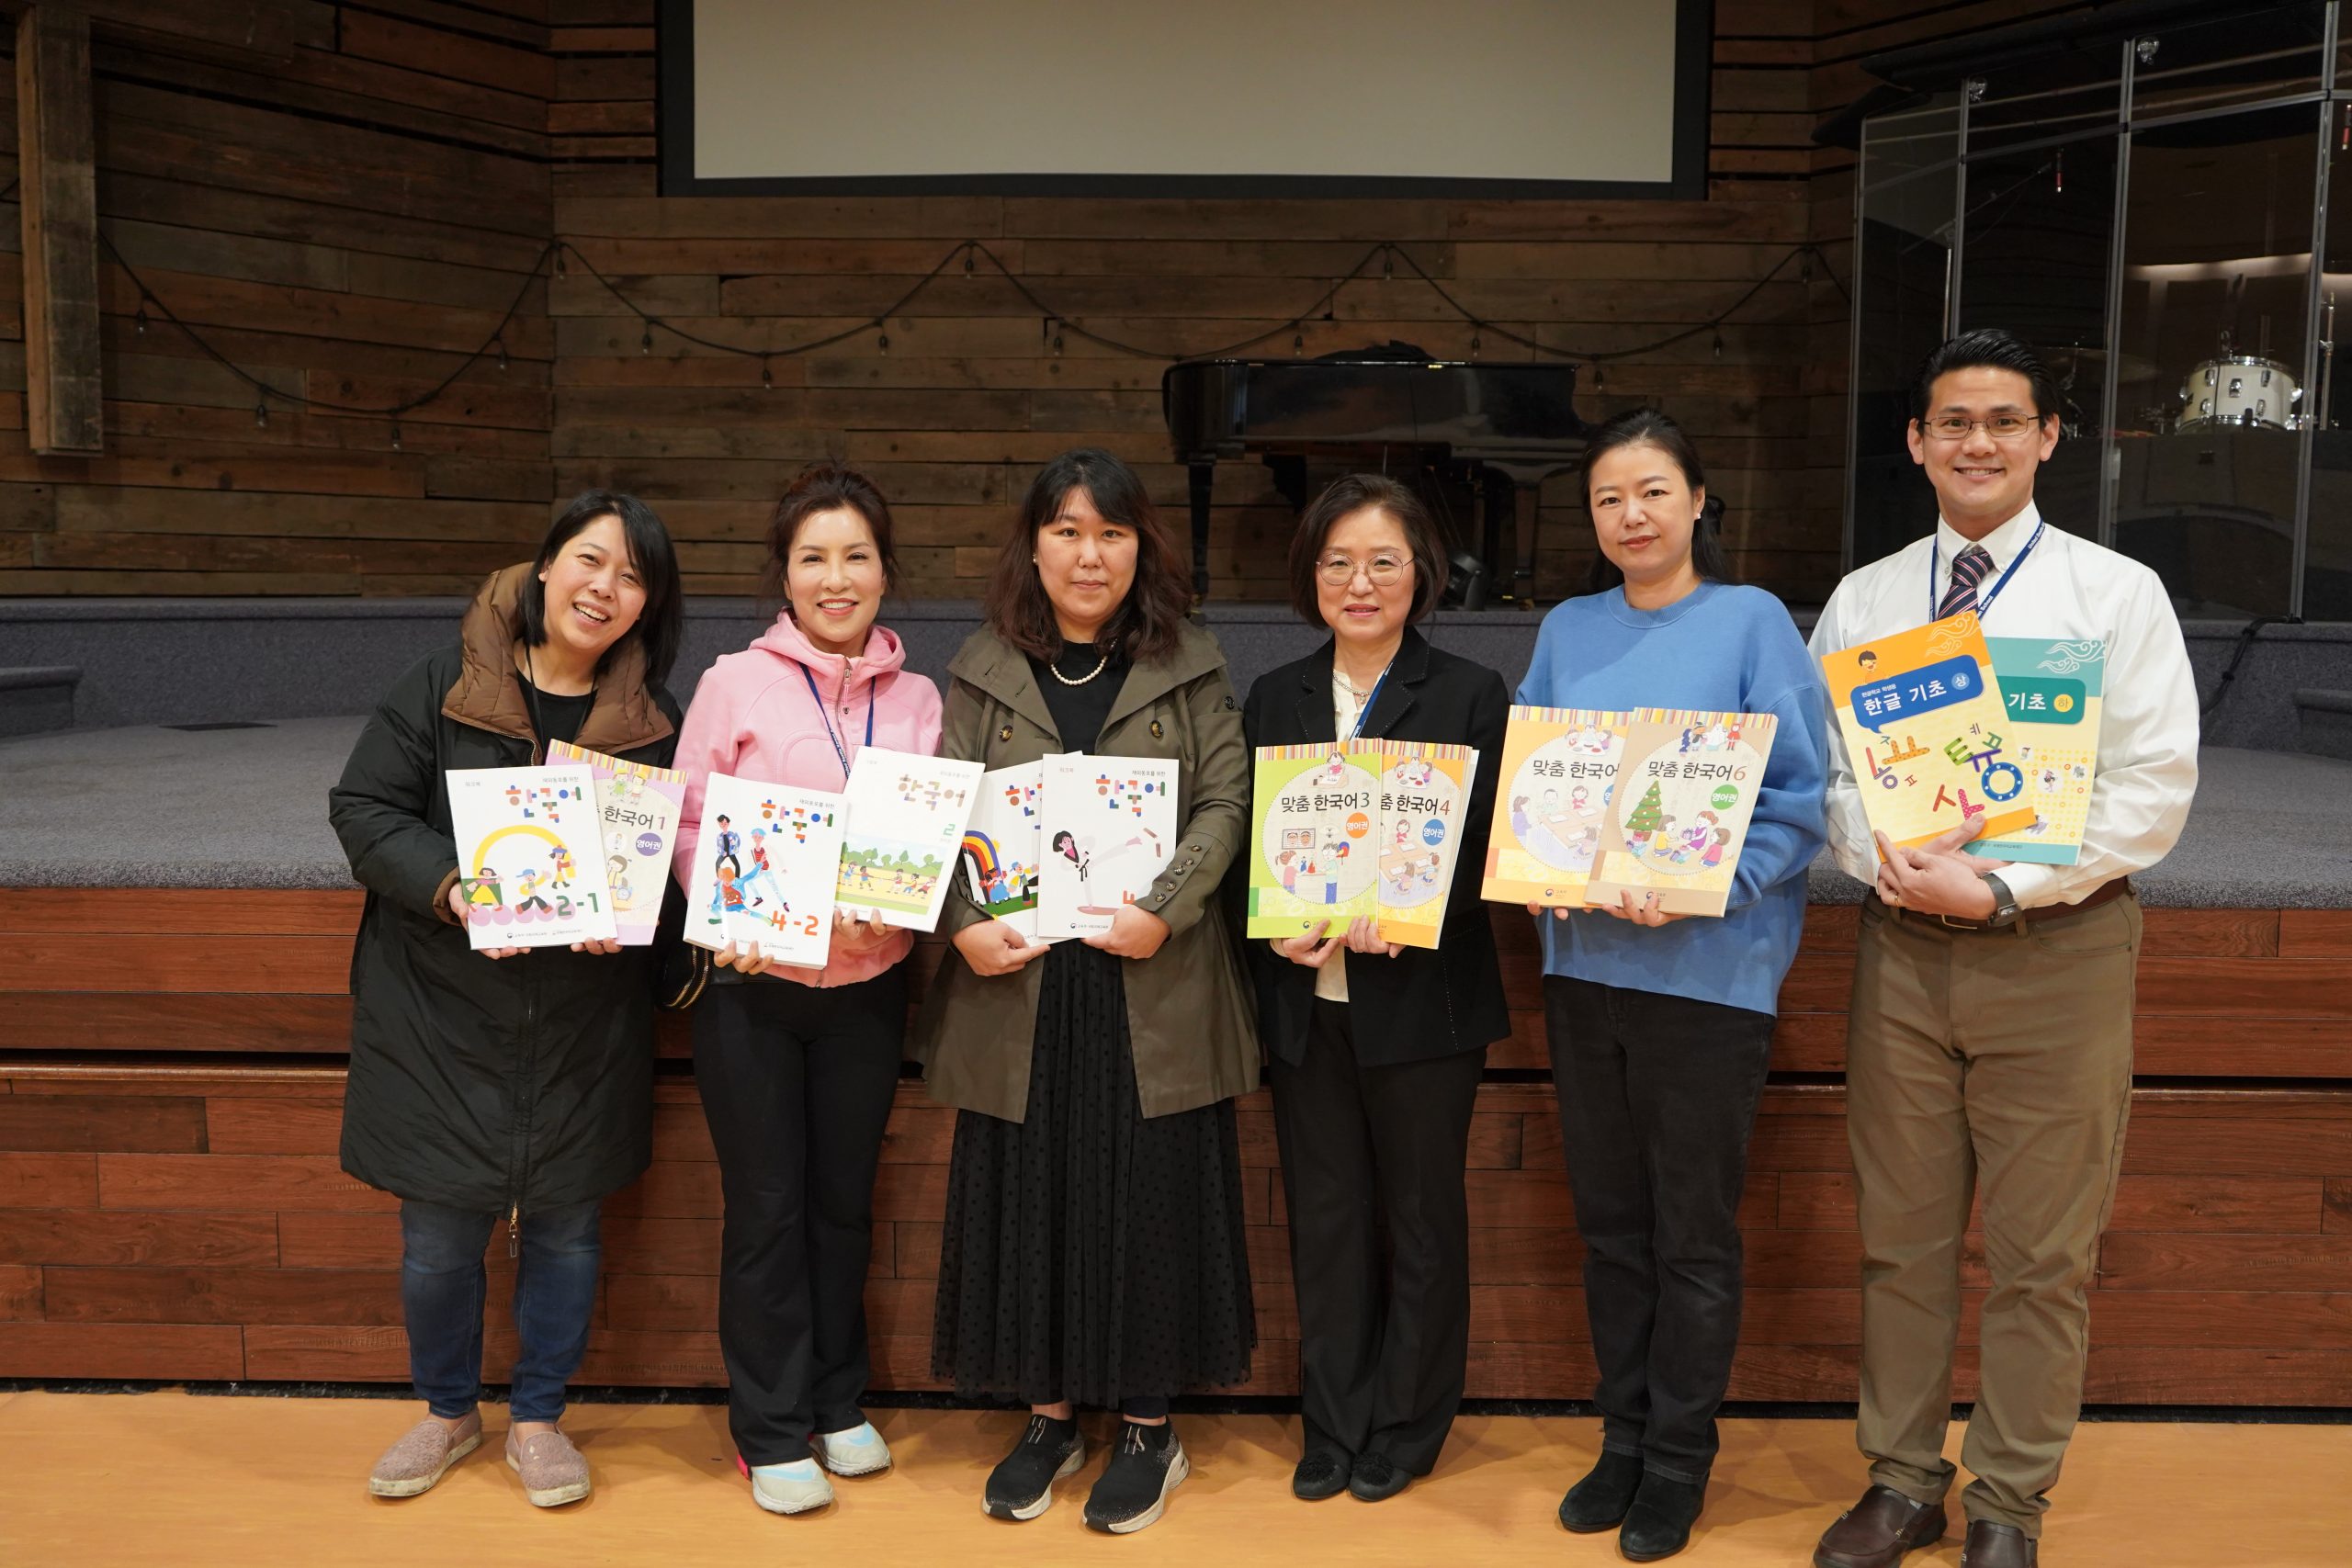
1807,501,2200,908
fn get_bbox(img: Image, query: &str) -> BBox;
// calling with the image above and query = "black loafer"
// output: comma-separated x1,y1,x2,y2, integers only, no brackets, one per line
1292,1449,1350,1500
1348,1450,1412,1502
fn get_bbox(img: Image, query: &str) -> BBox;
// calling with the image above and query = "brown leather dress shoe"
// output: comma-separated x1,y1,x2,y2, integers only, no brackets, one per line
1814,1483,1949,1568
1960,1520,2037,1567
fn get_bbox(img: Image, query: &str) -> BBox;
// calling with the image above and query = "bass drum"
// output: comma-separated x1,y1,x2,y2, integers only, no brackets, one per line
2180,355,2302,430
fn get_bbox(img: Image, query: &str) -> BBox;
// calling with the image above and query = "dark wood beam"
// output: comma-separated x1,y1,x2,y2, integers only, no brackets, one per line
18,3,104,456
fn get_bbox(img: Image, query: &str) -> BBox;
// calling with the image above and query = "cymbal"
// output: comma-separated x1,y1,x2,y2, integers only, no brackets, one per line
2038,344,2160,385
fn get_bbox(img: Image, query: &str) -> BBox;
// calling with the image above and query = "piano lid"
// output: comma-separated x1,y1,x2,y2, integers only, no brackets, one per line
1162,355,1584,466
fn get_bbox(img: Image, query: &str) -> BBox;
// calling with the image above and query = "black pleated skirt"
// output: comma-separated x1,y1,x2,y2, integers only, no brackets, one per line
930,942,1256,1406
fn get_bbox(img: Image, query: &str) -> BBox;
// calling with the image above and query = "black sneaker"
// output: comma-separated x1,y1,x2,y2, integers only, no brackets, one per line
1081,1420,1189,1534
982,1415,1085,1521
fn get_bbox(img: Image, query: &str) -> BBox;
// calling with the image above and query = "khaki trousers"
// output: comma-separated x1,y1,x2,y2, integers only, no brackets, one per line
1845,893,2139,1539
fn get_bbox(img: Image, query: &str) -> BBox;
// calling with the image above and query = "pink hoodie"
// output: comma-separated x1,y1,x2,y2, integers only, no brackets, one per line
673,612,944,987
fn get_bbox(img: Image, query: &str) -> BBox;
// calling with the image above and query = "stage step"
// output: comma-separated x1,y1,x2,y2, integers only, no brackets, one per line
2294,687,2352,761
0,665,79,738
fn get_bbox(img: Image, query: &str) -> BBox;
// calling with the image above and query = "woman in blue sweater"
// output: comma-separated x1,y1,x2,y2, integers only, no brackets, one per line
1520,409,1828,1562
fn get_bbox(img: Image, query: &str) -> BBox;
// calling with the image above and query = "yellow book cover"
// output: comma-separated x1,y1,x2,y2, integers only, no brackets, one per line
1585,708,1779,918
1371,740,1476,949
1246,742,1382,939
1819,610,2037,852
1479,706,1633,908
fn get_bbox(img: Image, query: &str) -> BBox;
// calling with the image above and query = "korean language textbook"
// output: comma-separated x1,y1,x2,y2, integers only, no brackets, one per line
1035,753,1181,941
1479,707,1633,908
1818,610,2037,852
544,739,684,946
445,763,618,950
959,761,1044,939
835,749,984,931
1247,739,1477,948
1584,709,1780,918
683,772,845,968
1973,637,2107,864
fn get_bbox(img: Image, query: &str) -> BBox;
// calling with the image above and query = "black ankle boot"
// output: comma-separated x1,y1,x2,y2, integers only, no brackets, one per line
1559,1450,1645,1532
1618,1470,1705,1562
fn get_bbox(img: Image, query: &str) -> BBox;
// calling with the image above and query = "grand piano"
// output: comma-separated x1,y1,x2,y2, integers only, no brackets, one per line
1161,349,1589,604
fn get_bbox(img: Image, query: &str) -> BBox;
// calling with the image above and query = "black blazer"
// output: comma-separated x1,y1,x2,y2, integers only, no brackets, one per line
1237,626,1510,1068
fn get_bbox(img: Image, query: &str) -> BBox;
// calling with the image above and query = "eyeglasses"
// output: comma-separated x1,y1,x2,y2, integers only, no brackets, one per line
1316,551,1414,586
1921,414,2044,442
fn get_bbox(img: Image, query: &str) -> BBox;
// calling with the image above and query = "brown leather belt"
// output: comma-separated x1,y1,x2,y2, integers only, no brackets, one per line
1894,875,2132,935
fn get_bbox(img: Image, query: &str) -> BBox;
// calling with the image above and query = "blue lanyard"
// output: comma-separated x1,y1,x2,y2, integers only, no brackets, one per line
1928,516,2044,626
1345,662,1391,740
799,665,875,783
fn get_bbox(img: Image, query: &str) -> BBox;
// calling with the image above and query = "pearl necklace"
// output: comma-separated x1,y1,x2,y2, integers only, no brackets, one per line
1048,646,1111,685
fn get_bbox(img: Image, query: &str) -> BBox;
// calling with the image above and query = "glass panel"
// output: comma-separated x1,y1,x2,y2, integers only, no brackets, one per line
1849,96,1962,570
2131,3,2325,120
2307,119,2352,618
2113,103,2319,616
1967,44,2124,155
1956,134,2121,533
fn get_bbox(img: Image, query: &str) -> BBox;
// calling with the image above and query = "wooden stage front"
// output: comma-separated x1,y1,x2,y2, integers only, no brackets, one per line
2,888,2349,1405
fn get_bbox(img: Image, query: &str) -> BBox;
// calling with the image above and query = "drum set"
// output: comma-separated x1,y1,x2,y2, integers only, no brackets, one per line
2052,297,2337,437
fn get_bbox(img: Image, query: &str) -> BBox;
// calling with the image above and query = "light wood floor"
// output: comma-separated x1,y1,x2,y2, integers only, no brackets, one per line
3,1391,2346,1566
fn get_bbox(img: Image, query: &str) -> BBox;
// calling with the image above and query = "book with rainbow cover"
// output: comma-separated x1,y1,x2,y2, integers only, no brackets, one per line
959,761,1044,939
1584,709,1779,918
1818,609,2037,852
1478,707,1633,908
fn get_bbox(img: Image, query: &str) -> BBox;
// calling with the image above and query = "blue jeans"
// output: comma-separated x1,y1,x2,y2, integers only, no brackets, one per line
400,1198,601,1425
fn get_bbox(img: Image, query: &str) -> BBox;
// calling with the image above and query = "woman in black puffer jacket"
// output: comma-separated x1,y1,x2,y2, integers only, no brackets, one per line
329,491,684,1509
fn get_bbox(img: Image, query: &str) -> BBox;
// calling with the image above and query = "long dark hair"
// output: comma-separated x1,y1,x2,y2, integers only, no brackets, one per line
983,447,1191,663
519,490,684,683
1577,408,1731,595
759,460,900,607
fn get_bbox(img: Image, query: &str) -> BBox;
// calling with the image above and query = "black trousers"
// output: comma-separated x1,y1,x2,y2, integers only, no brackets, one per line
692,967,906,1465
1269,998,1484,1476
1544,976,1775,1483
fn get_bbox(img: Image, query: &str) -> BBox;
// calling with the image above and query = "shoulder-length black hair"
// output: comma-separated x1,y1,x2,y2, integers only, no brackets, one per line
1285,473,1446,626
519,490,684,684
1578,407,1731,595
982,447,1191,664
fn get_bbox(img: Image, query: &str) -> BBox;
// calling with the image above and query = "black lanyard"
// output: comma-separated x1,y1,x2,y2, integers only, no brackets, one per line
800,664,875,783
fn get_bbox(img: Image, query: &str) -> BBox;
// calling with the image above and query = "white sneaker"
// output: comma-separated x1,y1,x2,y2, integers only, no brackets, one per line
750,1458,835,1515
813,1420,892,1477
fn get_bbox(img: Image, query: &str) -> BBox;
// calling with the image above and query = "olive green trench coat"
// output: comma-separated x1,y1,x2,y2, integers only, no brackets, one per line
910,622,1260,1122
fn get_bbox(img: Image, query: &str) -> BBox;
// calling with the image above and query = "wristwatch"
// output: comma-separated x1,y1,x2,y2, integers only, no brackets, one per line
1980,870,2020,926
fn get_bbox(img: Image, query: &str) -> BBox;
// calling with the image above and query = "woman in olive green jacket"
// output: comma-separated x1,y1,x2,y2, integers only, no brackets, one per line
913,448,1256,1536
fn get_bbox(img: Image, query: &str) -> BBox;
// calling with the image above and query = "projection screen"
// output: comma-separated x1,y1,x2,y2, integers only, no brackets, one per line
657,0,1713,198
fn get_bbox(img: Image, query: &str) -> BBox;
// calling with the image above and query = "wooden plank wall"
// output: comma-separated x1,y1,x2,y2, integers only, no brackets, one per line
3,887,2348,1403
544,0,1838,602
0,0,557,596
0,0,1860,602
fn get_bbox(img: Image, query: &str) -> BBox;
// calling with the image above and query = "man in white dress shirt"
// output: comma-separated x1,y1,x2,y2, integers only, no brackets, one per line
1807,330,2199,1568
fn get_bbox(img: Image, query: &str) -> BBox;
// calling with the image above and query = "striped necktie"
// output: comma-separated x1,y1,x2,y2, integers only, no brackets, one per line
1939,544,1993,618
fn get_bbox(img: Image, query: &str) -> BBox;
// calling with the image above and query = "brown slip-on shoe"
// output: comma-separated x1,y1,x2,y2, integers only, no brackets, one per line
1815,1483,1949,1568
368,1411,482,1498
505,1427,592,1507
1960,1520,2037,1567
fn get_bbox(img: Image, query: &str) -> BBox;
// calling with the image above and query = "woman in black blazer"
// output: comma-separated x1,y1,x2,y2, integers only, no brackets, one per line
1238,474,1510,1505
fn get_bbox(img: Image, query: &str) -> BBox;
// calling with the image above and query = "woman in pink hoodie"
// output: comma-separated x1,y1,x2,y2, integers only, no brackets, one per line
671,461,943,1517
